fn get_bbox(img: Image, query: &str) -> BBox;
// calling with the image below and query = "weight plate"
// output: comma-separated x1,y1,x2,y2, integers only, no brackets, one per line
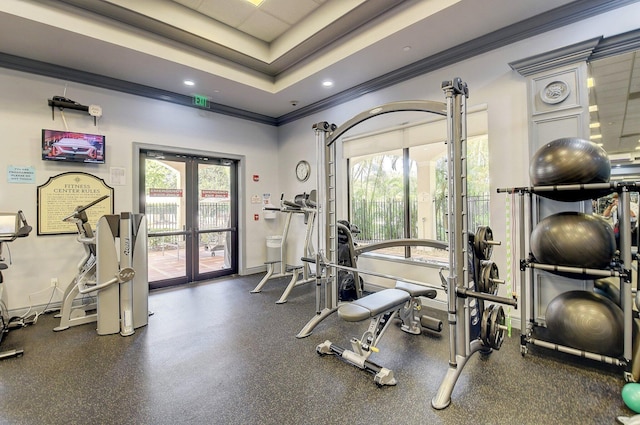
474,226,494,260
479,260,499,294
480,304,506,350
480,307,491,346
489,305,506,350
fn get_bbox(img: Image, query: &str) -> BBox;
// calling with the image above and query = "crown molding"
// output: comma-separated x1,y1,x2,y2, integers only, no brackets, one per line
1,0,637,126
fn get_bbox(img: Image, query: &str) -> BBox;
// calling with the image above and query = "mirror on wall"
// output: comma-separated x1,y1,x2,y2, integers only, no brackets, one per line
588,50,640,179
589,51,640,246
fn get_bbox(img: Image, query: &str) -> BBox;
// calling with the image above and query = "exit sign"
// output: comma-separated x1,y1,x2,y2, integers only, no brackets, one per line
193,94,209,108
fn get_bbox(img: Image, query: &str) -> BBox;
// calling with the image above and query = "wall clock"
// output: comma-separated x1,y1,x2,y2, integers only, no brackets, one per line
295,160,311,182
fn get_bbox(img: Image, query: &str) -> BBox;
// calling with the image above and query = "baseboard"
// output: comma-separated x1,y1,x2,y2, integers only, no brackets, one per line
241,265,267,276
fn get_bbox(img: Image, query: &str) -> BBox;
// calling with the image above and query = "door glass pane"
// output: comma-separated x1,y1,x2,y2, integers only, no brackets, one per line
197,163,232,273
147,233,186,282
198,231,232,272
145,157,187,281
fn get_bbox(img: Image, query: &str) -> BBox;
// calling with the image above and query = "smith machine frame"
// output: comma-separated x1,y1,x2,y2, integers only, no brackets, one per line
299,78,517,409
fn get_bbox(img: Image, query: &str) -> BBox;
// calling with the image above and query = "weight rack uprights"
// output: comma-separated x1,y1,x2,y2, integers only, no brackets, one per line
431,79,517,410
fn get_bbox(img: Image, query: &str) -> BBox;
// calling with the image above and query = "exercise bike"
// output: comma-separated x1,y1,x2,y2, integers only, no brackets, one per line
0,210,32,359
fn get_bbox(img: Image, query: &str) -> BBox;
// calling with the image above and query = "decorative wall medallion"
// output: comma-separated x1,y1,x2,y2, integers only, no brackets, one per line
540,80,570,104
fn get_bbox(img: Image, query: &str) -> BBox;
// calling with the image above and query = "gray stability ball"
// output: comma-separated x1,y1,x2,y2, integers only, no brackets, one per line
529,137,611,201
545,290,623,357
530,211,615,269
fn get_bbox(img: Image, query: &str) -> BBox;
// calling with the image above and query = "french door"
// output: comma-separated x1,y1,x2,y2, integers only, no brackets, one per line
140,150,238,289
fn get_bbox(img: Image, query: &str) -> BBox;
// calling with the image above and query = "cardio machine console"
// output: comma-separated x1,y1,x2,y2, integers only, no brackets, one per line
0,214,19,241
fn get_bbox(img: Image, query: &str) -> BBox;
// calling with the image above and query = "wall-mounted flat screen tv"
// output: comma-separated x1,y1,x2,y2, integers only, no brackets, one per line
42,129,105,164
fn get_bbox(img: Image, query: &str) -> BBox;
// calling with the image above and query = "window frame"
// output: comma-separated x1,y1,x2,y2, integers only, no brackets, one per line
344,110,489,265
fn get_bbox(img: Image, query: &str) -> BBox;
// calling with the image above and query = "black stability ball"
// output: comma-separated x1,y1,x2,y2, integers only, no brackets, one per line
530,211,615,269
529,137,610,201
545,290,623,357
594,277,621,307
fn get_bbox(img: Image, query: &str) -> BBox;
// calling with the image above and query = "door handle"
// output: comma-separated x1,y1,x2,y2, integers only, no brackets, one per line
186,227,200,238
184,226,196,238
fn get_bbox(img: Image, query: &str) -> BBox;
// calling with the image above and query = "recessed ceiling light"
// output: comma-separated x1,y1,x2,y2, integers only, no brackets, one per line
589,122,600,129
587,77,595,88
244,0,264,6
589,105,598,112
590,134,602,139
184,80,195,86
322,80,334,88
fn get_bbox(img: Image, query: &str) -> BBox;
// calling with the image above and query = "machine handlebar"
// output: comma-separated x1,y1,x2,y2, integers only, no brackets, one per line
16,211,32,238
282,200,301,209
276,191,318,211
78,267,135,294
62,195,110,222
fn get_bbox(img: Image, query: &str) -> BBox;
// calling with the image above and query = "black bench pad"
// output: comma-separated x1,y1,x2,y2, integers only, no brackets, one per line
395,281,437,299
338,289,410,322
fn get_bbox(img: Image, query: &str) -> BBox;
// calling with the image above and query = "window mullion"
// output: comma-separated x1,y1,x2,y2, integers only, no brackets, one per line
403,147,411,258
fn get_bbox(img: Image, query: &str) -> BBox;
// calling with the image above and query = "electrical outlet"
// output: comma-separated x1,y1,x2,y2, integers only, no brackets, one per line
50,277,58,287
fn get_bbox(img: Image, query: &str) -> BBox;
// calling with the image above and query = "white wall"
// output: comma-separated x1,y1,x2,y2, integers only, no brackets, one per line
1,2,638,317
276,3,640,322
0,69,279,311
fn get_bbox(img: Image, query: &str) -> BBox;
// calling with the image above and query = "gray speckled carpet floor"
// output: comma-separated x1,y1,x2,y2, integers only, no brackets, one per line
0,273,632,424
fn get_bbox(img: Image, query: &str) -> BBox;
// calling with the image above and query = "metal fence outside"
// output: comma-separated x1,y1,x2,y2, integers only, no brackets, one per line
351,193,490,242
147,196,489,248
145,202,230,248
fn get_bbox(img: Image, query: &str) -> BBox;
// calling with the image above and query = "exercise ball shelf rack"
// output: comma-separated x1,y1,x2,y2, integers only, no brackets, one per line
497,181,640,381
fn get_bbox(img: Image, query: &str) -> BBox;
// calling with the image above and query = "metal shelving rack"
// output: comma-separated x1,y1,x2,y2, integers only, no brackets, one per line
497,182,639,381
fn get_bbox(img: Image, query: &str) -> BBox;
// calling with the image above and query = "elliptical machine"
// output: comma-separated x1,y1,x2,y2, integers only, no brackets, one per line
0,210,32,359
54,195,111,332
54,195,148,336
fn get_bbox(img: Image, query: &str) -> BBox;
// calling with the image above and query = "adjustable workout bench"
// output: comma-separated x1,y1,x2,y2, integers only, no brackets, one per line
316,281,442,386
